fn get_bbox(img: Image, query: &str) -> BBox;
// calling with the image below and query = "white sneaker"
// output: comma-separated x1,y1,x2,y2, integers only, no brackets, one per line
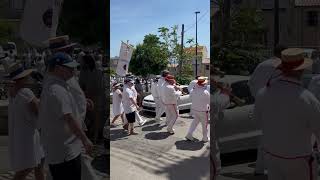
185,135,195,141
140,120,147,126
202,137,210,142
167,128,175,134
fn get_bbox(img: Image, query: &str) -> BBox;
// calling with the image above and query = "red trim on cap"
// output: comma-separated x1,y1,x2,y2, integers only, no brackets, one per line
277,59,304,71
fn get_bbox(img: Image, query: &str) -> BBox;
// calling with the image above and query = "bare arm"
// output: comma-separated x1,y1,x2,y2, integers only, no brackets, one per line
64,113,93,153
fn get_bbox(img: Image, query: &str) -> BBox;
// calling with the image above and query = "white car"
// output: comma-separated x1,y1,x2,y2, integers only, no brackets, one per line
213,75,258,154
142,85,191,113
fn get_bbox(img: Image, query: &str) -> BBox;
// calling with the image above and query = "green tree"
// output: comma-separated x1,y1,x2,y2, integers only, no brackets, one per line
58,0,105,47
129,34,168,91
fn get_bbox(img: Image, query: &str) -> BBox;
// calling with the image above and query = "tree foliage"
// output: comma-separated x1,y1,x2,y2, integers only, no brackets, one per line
213,7,268,74
58,0,105,47
129,34,168,78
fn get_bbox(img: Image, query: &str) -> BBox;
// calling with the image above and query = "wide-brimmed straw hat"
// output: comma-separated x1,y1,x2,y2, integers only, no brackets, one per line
273,48,313,71
197,76,208,85
45,35,77,52
4,63,34,80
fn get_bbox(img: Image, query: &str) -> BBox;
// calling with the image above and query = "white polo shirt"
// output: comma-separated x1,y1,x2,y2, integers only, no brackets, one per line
191,85,210,111
38,75,82,164
254,77,320,156
248,58,282,98
122,85,137,114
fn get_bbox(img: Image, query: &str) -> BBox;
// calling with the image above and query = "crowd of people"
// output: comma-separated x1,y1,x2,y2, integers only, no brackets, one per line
6,35,106,180
111,70,211,141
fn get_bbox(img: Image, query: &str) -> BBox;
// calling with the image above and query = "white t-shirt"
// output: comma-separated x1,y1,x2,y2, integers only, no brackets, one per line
255,77,320,156
67,77,87,130
8,88,44,171
38,75,82,164
191,85,210,111
112,89,124,116
122,85,137,114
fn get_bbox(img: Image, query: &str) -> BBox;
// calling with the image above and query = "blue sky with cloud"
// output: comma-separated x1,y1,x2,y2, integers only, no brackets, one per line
110,0,210,57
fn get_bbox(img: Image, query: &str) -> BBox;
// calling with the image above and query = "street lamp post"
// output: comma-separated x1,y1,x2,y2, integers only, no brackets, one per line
195,11,200,77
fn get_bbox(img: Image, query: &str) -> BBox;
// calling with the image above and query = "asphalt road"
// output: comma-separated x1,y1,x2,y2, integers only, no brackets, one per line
110,109,210,180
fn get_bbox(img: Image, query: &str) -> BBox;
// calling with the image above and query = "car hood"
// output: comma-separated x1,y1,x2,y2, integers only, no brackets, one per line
144,94,154,101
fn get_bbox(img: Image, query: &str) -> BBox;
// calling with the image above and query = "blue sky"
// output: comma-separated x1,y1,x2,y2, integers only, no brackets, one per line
110,0,210,57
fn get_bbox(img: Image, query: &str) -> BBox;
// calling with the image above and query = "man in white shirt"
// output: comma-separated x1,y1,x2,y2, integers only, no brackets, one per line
188,76,200,93
122,78,140,135
254,48,320,180
158,70,170,123
151,76,161,121
162,75,182,134
38,52,93,180
248,45,286,175
185,77,210,142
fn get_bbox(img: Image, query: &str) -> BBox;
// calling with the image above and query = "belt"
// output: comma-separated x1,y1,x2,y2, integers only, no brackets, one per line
264,149,314,180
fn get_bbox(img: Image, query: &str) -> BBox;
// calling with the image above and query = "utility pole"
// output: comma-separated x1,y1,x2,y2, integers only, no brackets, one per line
195,11,200,77
180,24,184,75
274,0,279,54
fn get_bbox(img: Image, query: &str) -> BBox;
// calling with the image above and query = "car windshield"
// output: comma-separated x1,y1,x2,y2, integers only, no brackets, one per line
182,87,189,94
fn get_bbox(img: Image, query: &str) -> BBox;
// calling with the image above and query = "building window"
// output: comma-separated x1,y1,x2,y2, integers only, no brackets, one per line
307,11,318,27
206,65,209,70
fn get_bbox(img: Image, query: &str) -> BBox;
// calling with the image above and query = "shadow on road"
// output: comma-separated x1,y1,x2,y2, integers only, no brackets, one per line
92,154,109,174
175,140,205,151
142,123,166,132
220,172,267,180
154,147,210,180
144,132,173,140
110,129,128,141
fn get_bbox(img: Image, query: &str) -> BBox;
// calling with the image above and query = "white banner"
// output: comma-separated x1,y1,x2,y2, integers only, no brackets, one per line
116,41,134,76
119,41,133,62
20,0,64,47
116,59,129,77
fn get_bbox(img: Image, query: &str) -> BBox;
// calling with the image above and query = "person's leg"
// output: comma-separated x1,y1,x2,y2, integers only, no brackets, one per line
154,98,160,120
254,140,265,174
186,111,200,139
13,168,33,180
158,100,166,119
135,111,146,126
34,158,45,180
167,105,178,133
200,112,209,141
120,113,125,124
111,114,120,124
49,155,81,180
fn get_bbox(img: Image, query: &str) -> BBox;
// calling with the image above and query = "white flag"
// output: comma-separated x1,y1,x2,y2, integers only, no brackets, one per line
20,0,64,47
116,41,134,76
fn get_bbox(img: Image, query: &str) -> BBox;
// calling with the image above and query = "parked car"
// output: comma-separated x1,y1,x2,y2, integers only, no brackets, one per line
142,85,191,113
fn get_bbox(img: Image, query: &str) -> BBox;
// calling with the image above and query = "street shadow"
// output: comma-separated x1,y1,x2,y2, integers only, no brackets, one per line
179,114,194,119
142,123,166,132
110,129,129,141
220,172,267,180
248,162,257,168
175,140,206,151
91,154,109,175
154,149,210,179
144,132,173,140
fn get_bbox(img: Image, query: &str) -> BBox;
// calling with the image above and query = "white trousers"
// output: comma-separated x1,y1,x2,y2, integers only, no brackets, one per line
187,110,209,141
265,153,317,180
211,140,221,179
165,104,179,131
255,140,266,173
135,111,145,124
154,98,165,119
